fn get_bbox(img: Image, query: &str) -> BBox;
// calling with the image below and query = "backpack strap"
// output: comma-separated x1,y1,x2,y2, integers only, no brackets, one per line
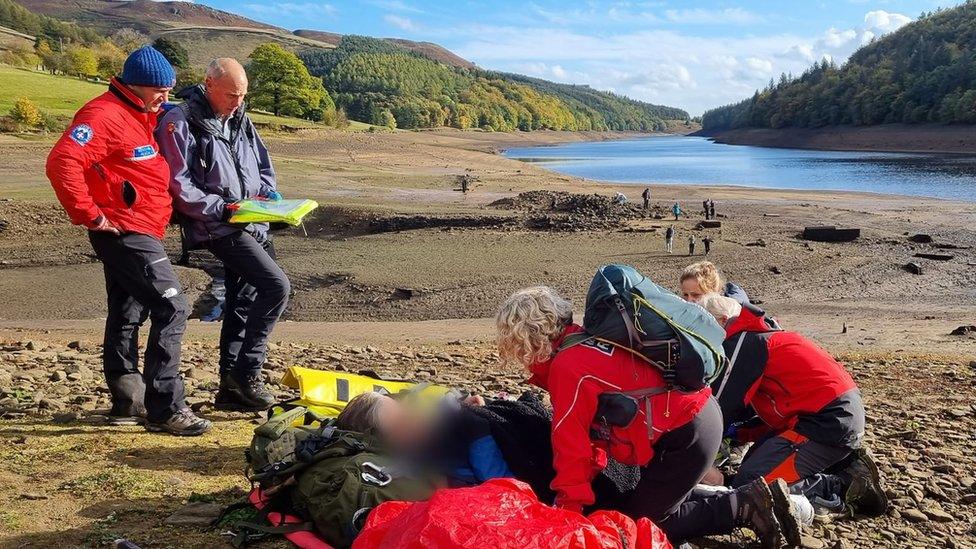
714,332,746,399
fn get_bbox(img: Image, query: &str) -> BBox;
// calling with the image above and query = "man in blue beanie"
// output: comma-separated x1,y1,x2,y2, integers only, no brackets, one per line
156,57,288,412
47,46,212,436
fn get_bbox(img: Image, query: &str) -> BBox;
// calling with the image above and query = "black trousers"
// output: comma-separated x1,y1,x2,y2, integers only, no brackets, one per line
622,397,735,544
206,231,289,378
89,232,188,423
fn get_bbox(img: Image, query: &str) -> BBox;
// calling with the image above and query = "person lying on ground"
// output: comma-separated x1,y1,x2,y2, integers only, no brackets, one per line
699,294,888,521
335,390,514,487
495,286,800,548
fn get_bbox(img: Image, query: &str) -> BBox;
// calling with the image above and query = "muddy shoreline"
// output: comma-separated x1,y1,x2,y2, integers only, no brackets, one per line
699,124,976,155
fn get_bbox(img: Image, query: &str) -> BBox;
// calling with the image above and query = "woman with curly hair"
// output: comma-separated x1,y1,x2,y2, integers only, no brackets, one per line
495,286,799,548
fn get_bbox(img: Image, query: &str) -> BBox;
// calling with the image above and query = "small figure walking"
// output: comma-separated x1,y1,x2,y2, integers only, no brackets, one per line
642,187,651,209
702,236,712,255
708,200,716,220
672,202,682,221
665,225,675,254
702,199,709,219
689,235,696,256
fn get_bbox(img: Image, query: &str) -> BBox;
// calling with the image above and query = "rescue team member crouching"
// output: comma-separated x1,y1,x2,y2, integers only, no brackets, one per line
45,46,211,436
156,58,290,412
495,287,801,549
700,294,888,519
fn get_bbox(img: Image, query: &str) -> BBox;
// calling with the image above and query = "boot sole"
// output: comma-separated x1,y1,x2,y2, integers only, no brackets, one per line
105,417,146,426
852,448,888,516
769,479,802,547
745,480,784,549
214,401,273,412
145,423,212,436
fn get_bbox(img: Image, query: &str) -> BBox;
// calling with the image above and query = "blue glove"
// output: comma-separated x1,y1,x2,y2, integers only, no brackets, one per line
261,190,283,201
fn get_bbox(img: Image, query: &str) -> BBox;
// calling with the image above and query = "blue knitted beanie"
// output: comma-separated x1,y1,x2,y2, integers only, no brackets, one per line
121,46,176,87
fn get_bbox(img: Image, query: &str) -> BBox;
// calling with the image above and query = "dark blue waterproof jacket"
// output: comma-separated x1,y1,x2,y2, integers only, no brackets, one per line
156,86,277,247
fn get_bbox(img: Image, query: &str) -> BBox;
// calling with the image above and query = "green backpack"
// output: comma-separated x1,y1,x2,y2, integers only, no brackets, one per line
236,405,439,549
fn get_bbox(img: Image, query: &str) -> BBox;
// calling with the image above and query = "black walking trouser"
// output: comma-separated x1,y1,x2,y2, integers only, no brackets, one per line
88,232,188,423
206,231,290,378
621,397,735,544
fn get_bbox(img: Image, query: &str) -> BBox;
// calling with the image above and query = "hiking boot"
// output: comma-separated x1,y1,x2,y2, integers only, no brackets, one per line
106,403,147,426
843,448,888,517
215,373,276,412
769,479,803,547
810,494,851,523
735,479,784,549
146,408,212,436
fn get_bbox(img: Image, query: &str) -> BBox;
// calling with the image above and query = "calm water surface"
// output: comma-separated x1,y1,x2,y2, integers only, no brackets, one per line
503,136,976,201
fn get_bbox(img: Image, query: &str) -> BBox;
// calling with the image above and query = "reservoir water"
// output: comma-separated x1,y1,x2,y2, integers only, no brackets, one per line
503,135,976,201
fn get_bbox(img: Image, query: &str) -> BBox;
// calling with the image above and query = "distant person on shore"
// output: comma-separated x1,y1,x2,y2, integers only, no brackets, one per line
156,58,290,413
45,47,210,436
688,235,696,255
709,200,716,220
703,236,713,255
672,202,682,221
642,187,651,209
702,199,709,219
665,225,675,254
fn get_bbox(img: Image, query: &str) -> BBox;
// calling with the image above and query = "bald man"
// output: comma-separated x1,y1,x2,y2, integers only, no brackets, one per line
156,58,288,412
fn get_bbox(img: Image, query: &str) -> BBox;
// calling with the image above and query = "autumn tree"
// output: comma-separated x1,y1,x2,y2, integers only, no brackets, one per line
247,43,333,122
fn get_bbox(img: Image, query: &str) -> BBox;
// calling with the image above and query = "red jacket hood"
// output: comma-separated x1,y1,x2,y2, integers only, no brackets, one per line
726,305,775,338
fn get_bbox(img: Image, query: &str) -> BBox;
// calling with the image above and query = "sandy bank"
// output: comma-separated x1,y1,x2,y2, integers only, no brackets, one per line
702,124,976,154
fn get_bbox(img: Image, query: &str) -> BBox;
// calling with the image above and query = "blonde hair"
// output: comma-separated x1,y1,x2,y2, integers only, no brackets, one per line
496,286,573,369
680,261,725,294
700,293,742,323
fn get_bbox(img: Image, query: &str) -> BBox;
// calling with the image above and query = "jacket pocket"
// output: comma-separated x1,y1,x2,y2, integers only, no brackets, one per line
121,180,138,208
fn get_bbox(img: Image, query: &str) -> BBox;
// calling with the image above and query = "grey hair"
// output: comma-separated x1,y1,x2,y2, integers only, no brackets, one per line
699,293,742,323
335,391,386,434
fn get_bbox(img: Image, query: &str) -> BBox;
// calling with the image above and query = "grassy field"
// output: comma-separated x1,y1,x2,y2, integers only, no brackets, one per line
0,64,372,131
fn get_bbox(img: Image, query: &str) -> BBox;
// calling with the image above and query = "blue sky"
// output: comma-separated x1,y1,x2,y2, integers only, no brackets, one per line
194,0,962,115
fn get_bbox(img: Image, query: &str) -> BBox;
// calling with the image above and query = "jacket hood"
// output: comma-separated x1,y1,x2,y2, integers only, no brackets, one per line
725,304,775,338
175,84,247,137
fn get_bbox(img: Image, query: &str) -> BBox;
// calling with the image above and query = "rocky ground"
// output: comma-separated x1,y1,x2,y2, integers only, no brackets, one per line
1,336,974,548
1,127,975,547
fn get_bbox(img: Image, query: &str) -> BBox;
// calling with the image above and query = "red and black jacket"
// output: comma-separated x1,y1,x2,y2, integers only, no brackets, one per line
710,305,863,447
528,324,712,513
47,78,172,239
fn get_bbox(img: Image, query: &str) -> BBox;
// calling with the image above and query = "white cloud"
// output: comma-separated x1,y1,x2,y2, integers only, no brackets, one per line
664,7,764,25
864,10,912,32
384,14,418,31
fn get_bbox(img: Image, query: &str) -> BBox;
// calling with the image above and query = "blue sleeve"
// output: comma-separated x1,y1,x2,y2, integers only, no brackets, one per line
468,435,514,482
156,110,227,222
723,282,751,305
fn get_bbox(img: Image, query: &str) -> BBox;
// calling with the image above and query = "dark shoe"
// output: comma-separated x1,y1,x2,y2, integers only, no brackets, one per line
735,479,784,549
843,448,888,517
146,408,212,436
106,403,147,426
215,373,275,412
769,479,802,547
810,494,851,523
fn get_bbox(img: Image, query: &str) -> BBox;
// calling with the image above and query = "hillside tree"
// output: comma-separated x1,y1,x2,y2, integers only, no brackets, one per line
247,43,333,121
152,37,190,69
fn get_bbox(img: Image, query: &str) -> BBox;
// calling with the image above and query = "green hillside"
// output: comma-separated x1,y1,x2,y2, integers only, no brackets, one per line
702,1,976,131
301,35,689,131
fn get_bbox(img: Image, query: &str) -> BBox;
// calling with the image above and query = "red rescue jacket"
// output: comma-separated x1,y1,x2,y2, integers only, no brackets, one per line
46,78,172,239
528,324,711,513
718,306,858,440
